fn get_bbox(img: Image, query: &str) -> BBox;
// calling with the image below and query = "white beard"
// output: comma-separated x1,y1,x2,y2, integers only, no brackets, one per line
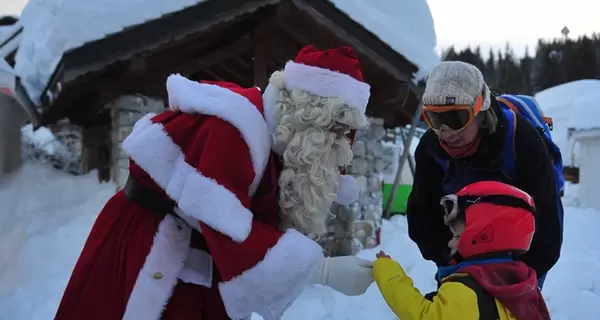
277,130,354,237
269,72,367,237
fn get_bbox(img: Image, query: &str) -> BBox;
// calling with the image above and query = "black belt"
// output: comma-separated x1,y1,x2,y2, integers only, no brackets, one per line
123,175,176,216
124,175,209,255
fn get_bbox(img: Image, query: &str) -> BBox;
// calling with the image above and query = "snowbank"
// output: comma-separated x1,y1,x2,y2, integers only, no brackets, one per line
2,163,599,319
251,216,438,320
535,80,600,110
329,0,439,80
568,92,600,132
15,0,439,105
535,79,600,166
0,163,115,319
20,124,84,174
541,207,600,319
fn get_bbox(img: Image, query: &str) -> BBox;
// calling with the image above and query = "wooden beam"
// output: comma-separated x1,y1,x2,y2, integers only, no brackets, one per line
167,34,252,78
400,83,411,107
397,106,414,122
94,34,253,96
291,0,410,82
263,27,302,64
252,23,269,88
123,56,148,78
219,63,250,85
232,56,250,69
204,68,226,81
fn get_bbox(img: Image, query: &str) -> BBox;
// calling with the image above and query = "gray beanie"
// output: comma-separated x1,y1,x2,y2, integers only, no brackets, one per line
422,61,491,112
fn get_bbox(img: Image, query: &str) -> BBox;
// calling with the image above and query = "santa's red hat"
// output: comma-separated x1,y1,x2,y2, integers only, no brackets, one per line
263,45,370,133
262,45,371,206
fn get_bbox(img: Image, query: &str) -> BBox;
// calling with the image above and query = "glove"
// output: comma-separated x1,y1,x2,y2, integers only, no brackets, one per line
311,256,374,296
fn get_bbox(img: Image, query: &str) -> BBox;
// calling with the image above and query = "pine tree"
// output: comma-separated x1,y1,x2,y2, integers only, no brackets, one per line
520,46,534,95
439,37,598,94
496,44,522,93
442,47,459,61
485,49,497,88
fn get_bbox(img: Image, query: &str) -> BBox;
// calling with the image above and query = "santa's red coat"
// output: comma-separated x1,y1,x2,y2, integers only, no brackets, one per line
54,78,323,320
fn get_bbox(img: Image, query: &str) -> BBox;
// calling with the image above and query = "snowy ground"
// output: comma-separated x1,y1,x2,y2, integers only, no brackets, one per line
1,163,599,319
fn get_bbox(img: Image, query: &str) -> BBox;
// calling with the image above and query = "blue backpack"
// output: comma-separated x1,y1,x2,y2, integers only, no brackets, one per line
434,94,565,226
494,94,565,194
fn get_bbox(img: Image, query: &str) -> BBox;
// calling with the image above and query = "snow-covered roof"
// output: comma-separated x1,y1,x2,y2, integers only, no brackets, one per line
0,22,22,62
14,0,439,107
329,0,439,80
568,92,600,134
535,79,600,165
535,79,600,111
14,0,206,105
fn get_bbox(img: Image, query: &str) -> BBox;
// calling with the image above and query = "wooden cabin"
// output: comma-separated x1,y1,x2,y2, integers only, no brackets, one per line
23,0,430,182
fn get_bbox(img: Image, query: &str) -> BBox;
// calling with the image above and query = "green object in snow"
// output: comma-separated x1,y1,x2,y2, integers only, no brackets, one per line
382,183,412,216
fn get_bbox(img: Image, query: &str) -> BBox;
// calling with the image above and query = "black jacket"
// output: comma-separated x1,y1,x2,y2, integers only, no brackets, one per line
407,97,562,278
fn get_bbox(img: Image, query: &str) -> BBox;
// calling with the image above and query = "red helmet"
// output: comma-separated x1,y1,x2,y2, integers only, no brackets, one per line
440,181,536,259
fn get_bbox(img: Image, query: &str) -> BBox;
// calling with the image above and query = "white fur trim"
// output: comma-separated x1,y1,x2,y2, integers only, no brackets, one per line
283,61,370,113
122,114,253,242
166,74,271,194
218,229,323,320
124,215,192,320
334,175,360,205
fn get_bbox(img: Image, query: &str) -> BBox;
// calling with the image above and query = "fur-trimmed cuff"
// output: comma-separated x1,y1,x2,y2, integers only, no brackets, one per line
283,61,370,113
218,229,323,320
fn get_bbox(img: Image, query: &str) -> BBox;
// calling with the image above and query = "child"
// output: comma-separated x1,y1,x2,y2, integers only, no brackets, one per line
373,181,551,320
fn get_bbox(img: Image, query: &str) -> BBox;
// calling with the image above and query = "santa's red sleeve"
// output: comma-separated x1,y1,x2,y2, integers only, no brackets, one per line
184,119,322,319
191,121,322,319
122,75,324,320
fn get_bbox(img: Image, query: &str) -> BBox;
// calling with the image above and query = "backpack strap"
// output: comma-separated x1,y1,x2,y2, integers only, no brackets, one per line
445,275,500,320
496,97,519,113
500,108,518,182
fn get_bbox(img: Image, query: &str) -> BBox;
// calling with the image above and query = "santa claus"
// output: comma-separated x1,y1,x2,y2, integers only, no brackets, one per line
54,45,373,320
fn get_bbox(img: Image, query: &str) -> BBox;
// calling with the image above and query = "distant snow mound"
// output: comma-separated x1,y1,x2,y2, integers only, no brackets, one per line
20,123,84,174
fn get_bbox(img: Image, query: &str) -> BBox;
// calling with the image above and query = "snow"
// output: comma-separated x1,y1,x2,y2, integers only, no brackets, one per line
20,124,61,155
1,162,600,319
329,0,439,80
14,0,439,106
568,92,600,132
14,0,205,105
0,163,115,319
535,80,600,110
535,79,600,166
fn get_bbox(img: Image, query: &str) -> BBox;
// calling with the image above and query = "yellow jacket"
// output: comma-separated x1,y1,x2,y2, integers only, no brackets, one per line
373,258,516,320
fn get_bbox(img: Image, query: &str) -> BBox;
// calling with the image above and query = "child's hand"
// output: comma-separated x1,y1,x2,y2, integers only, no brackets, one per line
376,250,391,259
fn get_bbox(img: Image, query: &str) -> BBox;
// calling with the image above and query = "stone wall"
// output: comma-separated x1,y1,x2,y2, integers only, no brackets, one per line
0,95,27,177
108,95,166,189
320,117,388,256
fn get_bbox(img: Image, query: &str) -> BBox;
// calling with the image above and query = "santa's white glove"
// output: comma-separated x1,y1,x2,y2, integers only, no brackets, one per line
311,256,374,296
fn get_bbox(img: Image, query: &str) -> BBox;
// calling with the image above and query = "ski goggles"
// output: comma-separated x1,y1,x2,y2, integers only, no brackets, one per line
440,193,536,227
422,94,484,132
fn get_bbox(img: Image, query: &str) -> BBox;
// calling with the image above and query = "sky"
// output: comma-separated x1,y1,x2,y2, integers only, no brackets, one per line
1,0,599,58
428,0,599,57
